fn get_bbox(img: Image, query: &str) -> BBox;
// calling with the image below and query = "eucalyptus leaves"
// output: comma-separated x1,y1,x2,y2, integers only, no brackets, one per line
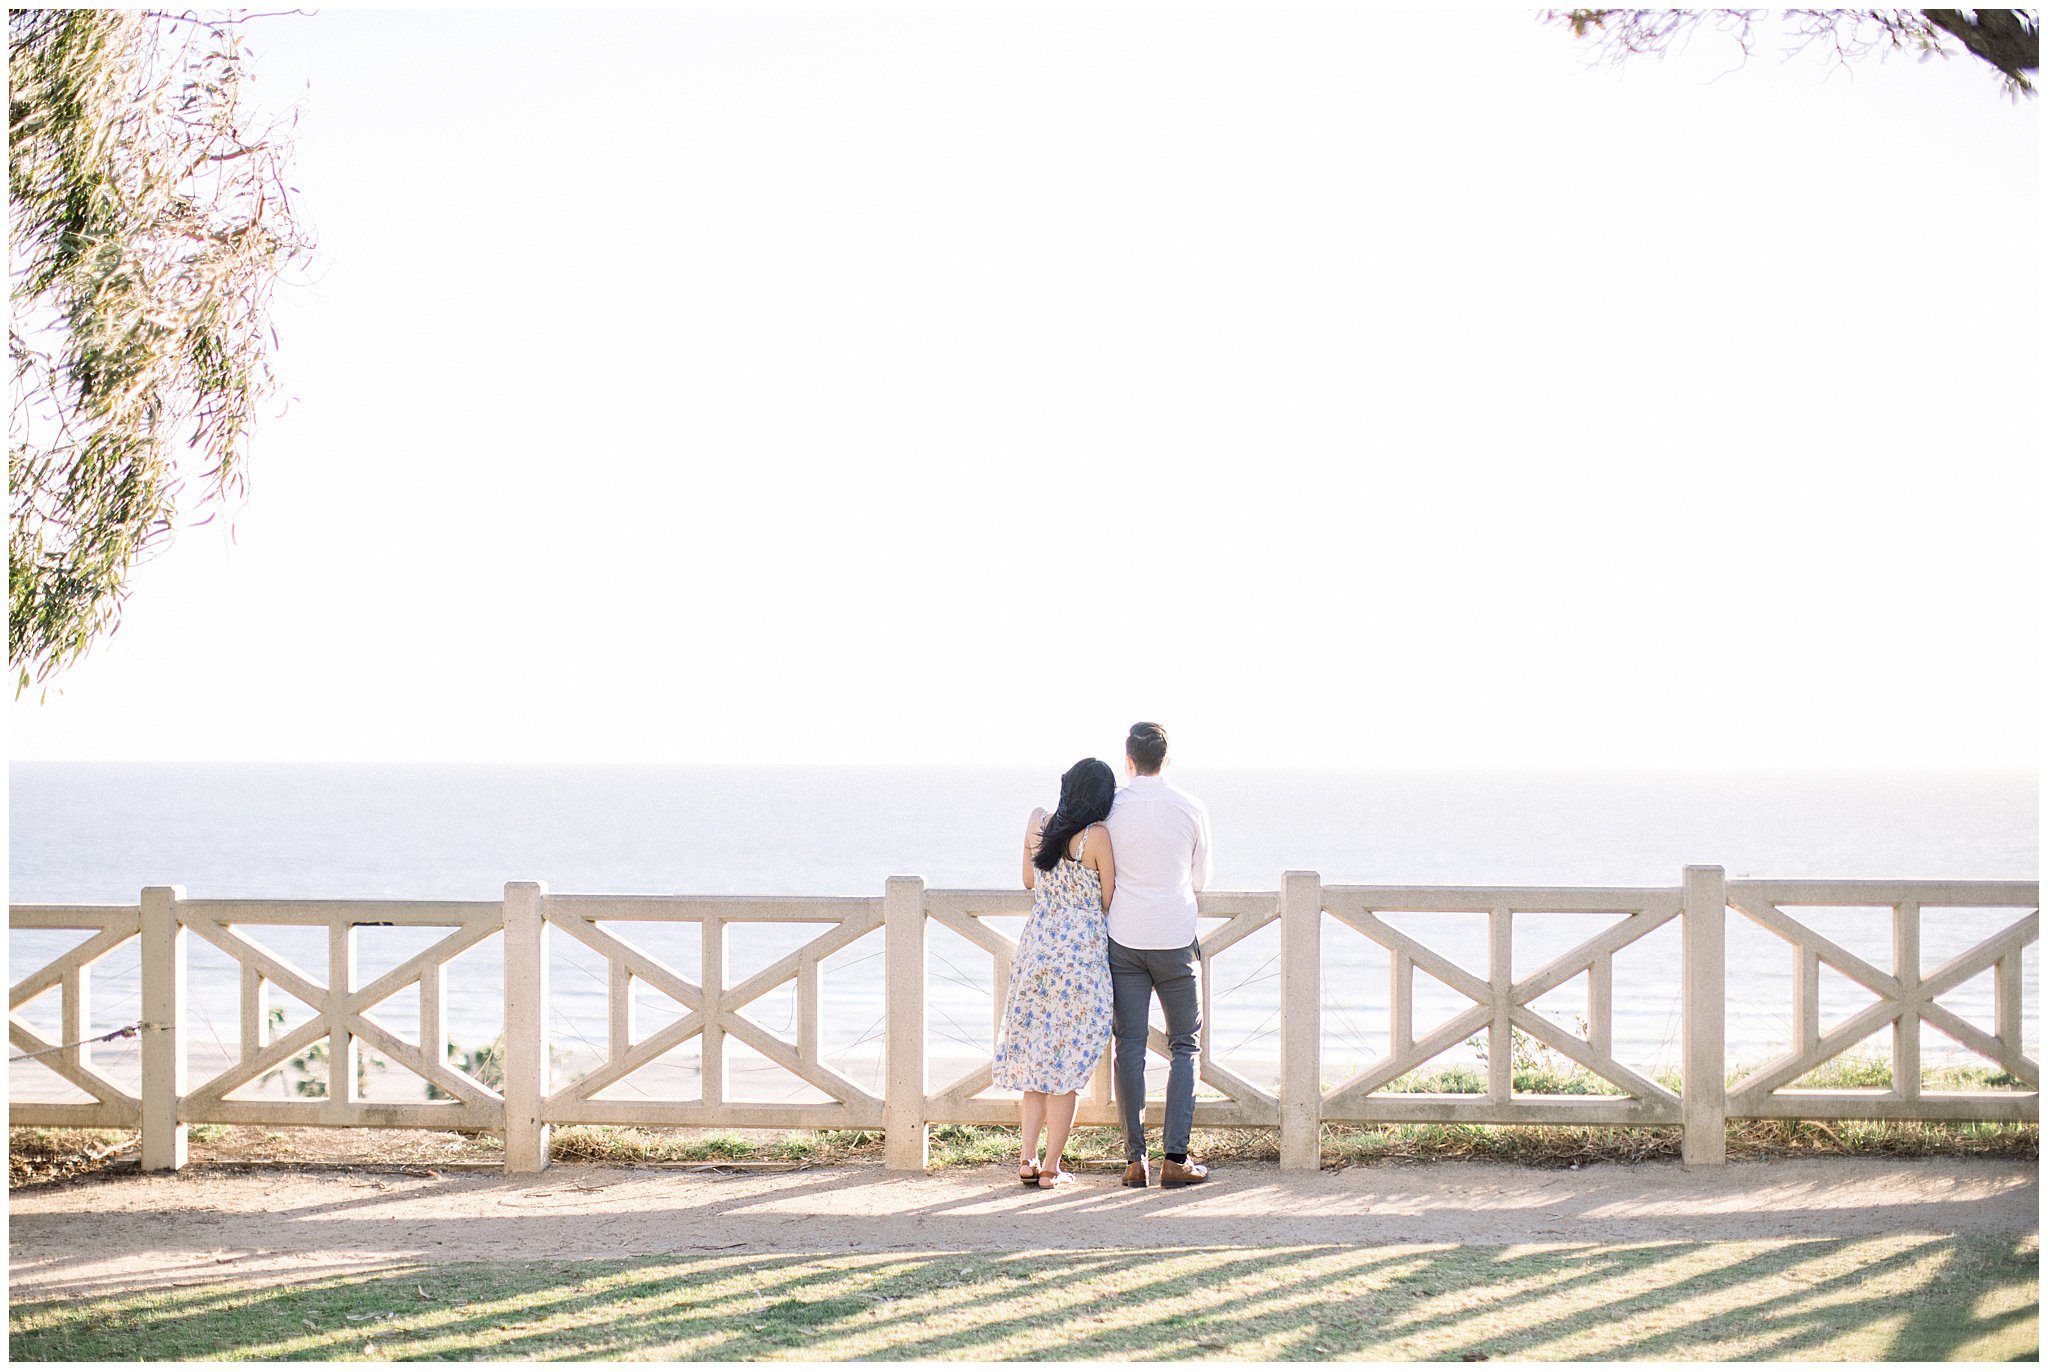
9,9,310,693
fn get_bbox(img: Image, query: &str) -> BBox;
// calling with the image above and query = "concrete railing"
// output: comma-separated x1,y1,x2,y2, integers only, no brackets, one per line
8,869,2037,1173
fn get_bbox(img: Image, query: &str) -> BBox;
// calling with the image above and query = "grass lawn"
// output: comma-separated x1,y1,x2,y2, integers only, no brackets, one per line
10,1233,2036,1362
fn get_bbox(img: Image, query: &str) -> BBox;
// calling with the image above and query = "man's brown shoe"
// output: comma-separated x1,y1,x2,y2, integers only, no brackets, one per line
1121,1160,1149,1188
1159,1158,1209,1187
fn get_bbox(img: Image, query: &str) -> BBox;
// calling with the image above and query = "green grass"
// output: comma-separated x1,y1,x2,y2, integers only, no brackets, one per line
1387,1062,1627,1095
929,1122,1020,1167
10,1234,2036,1361
1786,1055,2031,1092
548,1127,879,1166
1367,1052,2032,1100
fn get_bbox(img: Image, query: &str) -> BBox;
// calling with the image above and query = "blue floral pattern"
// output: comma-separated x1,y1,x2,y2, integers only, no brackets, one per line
991,832,1113,1094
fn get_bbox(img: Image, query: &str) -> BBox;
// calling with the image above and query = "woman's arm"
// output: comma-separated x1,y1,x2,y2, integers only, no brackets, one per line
1022,807,1047,889
1086,823,1115,911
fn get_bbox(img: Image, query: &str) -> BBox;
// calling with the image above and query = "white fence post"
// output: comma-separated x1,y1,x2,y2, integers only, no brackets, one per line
139,885,188,1171
326,919,359,1123
1682,865,1727,1165
503,881,551,1173
884,875,928,1171
1280,870,1323,1171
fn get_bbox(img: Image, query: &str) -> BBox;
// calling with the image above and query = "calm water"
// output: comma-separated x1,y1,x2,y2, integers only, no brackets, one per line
9,763,2038,1105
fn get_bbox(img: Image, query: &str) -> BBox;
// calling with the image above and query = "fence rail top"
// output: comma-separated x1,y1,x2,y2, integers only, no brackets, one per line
1727,879,2039,905
8,905,140,928
546,894,885,921
10,878,2038,923
174,899,502,925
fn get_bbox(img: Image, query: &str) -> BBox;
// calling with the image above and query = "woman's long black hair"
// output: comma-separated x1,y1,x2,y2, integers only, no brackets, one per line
1033,757,1117,872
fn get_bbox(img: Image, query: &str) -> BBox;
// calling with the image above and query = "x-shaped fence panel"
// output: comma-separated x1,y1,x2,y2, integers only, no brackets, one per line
8,905,144,1127
541,895,887,1129
1726,880,2039,1121
1319,887,1685,1126
176,900,506,1128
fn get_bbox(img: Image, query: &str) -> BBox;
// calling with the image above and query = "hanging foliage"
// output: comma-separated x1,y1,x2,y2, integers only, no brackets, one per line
9,9,311,694
1546,10,2040,96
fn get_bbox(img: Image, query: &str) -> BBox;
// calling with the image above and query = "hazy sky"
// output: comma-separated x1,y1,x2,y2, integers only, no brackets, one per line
9,5,2039,768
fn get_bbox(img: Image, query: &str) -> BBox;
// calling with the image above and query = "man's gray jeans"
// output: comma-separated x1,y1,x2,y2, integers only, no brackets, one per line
1108,938,1201,1164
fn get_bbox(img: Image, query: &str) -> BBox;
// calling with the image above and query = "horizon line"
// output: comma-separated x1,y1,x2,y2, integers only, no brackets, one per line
7,756,2040,773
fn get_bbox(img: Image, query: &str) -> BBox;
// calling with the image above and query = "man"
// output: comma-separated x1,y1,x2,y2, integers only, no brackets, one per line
1103,720,1214,1187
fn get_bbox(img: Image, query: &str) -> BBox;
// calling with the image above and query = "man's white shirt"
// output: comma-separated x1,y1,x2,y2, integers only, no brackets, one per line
1103,774,1212,949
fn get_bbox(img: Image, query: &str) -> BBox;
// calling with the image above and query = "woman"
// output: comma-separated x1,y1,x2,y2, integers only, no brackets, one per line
992,757,1117,1189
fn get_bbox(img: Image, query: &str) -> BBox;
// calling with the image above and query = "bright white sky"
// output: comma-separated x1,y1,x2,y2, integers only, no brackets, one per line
7,4,2039,768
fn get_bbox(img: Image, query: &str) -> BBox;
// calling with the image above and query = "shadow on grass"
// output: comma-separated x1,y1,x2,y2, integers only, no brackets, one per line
9,1234,2038,1362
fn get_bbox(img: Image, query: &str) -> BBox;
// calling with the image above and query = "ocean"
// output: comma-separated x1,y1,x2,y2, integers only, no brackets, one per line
8,763,2039,1107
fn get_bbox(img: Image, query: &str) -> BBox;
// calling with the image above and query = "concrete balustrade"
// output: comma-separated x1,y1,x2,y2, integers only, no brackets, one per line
8,870,2037,1175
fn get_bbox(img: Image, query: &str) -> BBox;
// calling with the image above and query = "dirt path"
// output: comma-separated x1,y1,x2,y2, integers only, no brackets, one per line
9,1156,2036,1302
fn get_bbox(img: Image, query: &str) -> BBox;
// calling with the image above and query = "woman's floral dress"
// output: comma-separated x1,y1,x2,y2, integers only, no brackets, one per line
992,829,1114,1094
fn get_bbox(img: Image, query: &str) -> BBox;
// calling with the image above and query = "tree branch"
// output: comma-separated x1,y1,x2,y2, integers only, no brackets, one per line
1547,8,2039,94
1923,9,2041,84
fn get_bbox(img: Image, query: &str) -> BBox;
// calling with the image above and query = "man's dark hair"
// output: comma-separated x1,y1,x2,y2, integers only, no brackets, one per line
1125,721,1168,775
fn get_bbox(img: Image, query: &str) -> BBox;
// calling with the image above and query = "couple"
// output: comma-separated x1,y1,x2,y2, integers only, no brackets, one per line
992,721,1213,1190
